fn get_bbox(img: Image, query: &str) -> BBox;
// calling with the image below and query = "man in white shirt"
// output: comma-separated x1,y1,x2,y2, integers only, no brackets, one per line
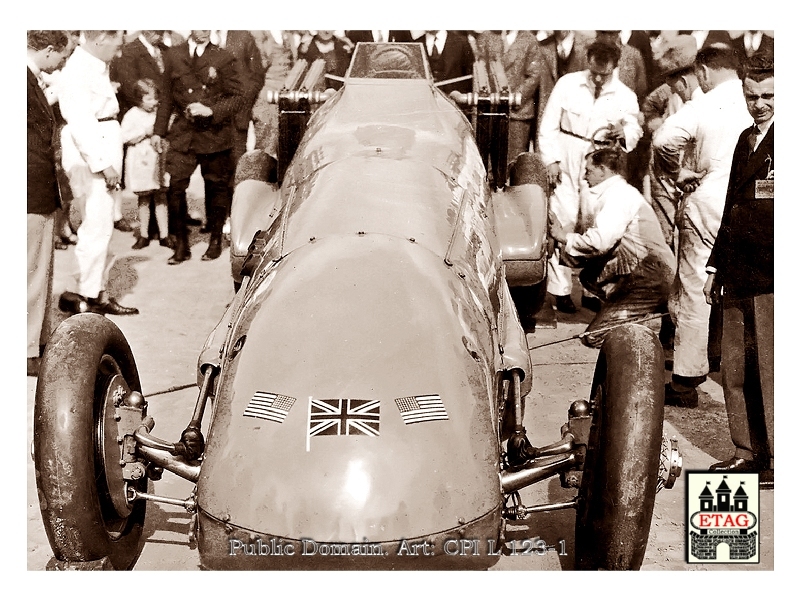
57,30,139,316
550,146,675,347
539,39,642,313
652,44,751,407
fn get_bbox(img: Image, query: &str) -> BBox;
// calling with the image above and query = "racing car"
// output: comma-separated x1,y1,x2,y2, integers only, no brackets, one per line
33,42,681,571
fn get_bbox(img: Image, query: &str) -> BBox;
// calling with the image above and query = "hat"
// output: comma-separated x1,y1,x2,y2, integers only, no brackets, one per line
656,35,697,77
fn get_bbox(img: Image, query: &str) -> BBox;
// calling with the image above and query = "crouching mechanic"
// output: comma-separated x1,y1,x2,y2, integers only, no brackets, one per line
549,147,675,347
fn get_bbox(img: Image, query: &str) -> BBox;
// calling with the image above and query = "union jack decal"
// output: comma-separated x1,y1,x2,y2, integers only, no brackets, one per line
395,394,448,424
243,392,296,423
308,398,380,437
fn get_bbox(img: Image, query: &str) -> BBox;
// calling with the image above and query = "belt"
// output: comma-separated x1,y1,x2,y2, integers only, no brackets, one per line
97,116,117,122
559,126,592,142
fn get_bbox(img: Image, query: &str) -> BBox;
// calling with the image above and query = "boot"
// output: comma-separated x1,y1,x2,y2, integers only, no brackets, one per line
168,233,191,264
202,207,224,261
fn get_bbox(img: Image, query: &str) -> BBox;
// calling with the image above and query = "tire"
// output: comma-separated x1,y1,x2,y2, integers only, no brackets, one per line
34,314,147,570
574,323,664,570
509,281,547,331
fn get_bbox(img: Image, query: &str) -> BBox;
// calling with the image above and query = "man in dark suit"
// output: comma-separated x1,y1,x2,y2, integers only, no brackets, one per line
345,30,412,46
705,55,773,487
27,30,71,376
152,30,245,263
422,30,474,94
111,30,168,121
211,31,265,175
730,30,774,72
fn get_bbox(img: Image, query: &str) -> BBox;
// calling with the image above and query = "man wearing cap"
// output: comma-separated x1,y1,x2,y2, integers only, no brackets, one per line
549,146,675,347
539,39,642,314
704,55,773,487
652,44,751,408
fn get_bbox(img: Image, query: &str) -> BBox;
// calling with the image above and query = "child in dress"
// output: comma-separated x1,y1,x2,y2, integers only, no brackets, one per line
120,78,170,249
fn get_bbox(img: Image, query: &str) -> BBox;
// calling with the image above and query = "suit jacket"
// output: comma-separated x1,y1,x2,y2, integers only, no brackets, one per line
220,31,266,129
110,38,168,121
707,123,773,298
301,36,351,90
345,31,412,45
536,32,591,132
617,44,647,102
425,31,474,94
474,31,544,121
27,68,60,214
155,42,246,155
730,33,774,70
627,30,655,93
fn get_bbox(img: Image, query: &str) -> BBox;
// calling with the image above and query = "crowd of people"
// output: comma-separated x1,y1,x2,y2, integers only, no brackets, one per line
27,30,774,485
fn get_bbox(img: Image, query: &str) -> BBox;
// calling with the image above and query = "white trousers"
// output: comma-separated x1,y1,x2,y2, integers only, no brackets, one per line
669,224,712,378
69,167,116,299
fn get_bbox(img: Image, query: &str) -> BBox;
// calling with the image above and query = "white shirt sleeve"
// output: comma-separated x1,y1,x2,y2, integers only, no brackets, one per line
652,101,700,177
537,77,567,166
565,186,638,256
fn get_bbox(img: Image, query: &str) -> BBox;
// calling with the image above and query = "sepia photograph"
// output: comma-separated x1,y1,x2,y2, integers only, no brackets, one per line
22,4,783,588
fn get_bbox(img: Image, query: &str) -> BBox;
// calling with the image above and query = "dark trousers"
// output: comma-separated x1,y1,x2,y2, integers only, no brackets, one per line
166,148,233,241
722,293,774,467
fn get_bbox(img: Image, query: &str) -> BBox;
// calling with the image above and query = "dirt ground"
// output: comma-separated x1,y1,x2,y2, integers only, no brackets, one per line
25,180,774,576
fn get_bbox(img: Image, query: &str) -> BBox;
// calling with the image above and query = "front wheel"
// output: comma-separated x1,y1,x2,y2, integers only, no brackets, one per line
574,323,664,570
34,314,147,570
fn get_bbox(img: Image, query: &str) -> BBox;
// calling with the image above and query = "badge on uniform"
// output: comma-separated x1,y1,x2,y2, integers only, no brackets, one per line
755,155,774,199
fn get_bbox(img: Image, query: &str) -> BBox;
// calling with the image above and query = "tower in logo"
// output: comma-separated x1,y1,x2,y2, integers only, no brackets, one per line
687,473,759,563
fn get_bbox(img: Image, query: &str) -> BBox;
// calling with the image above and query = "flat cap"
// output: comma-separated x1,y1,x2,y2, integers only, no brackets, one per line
656,35,697,76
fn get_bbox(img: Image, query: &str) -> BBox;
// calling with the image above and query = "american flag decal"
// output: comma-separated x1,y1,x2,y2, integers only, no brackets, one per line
395,394,448,424
243,392,296,423
308,399,380,437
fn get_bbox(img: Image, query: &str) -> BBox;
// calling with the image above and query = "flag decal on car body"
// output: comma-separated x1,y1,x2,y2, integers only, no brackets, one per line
395,394,448,424
243,392,296,423
308,398,380,437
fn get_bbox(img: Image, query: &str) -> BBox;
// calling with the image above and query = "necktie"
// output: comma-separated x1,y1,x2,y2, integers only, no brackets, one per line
558,43,568,60
747,125,759,154
430,35,440,59
154,47,164,73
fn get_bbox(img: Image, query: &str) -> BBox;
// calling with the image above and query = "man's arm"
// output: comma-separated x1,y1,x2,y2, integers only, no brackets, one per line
565,190,638,256
652,100,699,179
206,52,246,124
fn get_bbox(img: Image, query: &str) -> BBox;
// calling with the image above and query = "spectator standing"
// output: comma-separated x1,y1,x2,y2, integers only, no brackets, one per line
152,30,245,264
705,55,773,486
422,30,474,95
549,147,675,348
121,78,170,249
27,30,72,376
211,30,265,173
300,31,351,91
473,30,545,167
652,44,751,407
57,30,138,316
111,30,167,124
538,39,642,314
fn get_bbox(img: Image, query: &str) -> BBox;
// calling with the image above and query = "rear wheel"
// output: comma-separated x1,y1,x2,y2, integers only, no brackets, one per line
34,314,147,570
574,324,664,570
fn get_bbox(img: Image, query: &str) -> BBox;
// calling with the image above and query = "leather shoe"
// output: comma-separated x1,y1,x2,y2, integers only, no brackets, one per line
664,383,698,408
114,218,133,232
132,236,150,250
581,295,602,312
58,291,92,315
760,469,774,489
87,296,139,316
168,247,191,265
27,357,41,377
555,295,577,313
159,237,174,248
202,238,222,261
708,456,759,472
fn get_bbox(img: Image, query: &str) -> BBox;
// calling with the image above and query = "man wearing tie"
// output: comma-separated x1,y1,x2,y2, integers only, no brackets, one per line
27,30,72,377
704,55,774,487
152,30,245,264
423,30,474,95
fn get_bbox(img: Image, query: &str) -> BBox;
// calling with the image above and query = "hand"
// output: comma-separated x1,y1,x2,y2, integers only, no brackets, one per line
102,166,121,190
606,121,625,141
186,102,213,118
703,273,720,305
548,211,567,244
676,168,706,193
151,134,163,153
546,162,562,188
